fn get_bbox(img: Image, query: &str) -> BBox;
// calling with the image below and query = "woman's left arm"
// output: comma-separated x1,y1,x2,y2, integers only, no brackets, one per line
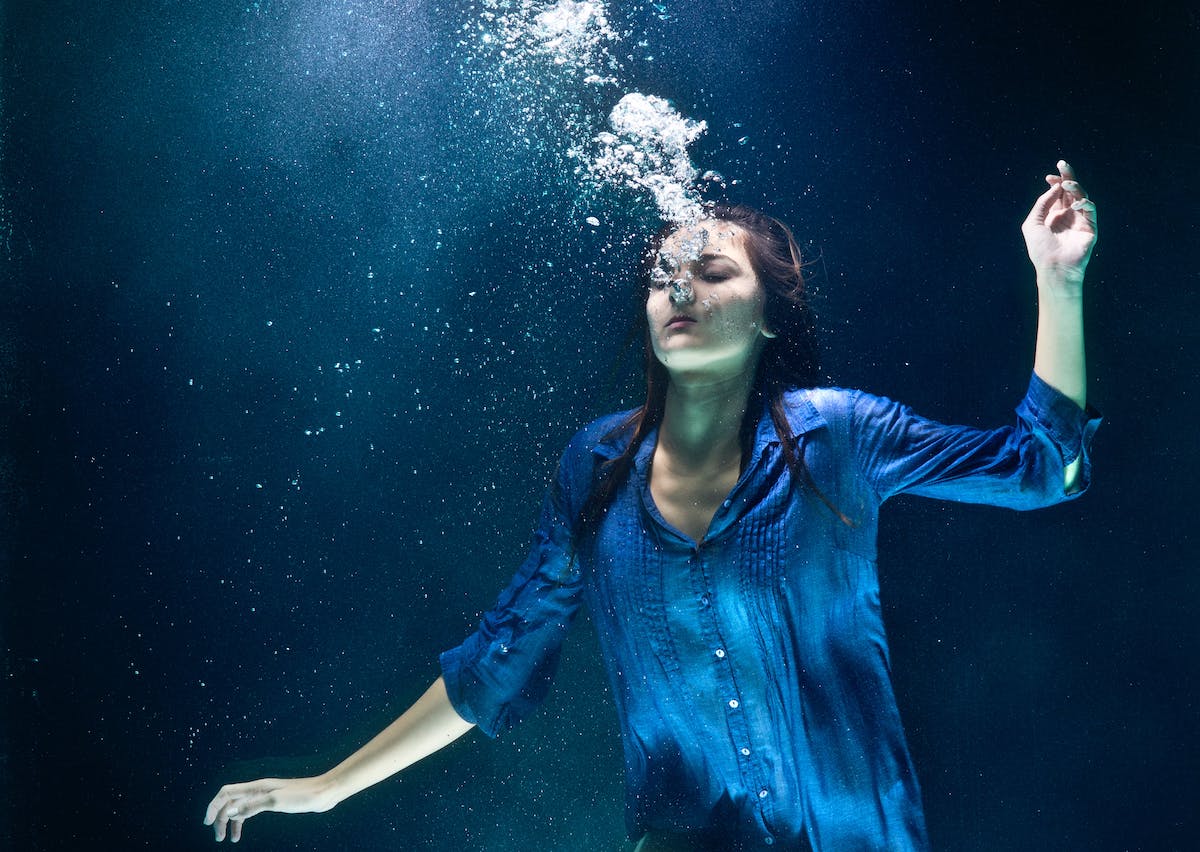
1023,159,1097,408
1022,160,1098,488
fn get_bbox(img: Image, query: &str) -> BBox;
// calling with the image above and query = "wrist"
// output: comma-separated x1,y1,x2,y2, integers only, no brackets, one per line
1035,266,1085,299
311,772,343,811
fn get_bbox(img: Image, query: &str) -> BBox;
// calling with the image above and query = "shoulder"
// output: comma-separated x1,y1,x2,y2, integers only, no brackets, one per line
551,408,638,517
783,385,858,411
783,385,909,424
561,408,639,461
779,386,863,435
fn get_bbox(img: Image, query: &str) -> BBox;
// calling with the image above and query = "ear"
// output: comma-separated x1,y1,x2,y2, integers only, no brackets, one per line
759,323,778,339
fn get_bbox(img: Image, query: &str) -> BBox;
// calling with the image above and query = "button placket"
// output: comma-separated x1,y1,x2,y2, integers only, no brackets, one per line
692,543,773,826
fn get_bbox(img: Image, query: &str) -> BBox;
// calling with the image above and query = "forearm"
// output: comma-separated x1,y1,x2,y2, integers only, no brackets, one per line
319,676,475,806
1032,269,1086,410
1031,269,1087,490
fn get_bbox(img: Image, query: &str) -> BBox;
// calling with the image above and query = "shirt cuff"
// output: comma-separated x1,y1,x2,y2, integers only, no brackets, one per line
438,643,488,733
1018,372,1103,468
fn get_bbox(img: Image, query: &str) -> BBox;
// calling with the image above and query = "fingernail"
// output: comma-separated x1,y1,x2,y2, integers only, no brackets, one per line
1062,180,1079,191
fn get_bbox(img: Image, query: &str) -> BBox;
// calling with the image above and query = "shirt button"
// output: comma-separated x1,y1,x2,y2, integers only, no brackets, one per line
758,788,769,798
740,747,751,756
722,499,731,508
728,699,739,709
700,595,709,606
764,837,775,845
714,648,726,659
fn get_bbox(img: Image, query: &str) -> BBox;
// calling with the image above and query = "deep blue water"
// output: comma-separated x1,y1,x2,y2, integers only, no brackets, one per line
3,1,1198,849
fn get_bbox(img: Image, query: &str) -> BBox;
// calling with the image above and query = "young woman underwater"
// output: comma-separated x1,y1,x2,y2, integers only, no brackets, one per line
205,161,1100,850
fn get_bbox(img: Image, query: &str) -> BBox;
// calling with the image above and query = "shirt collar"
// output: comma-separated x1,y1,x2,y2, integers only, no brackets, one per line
590,389,827,462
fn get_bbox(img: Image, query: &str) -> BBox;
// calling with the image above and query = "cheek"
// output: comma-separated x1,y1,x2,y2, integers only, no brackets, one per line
713,294,765,334
645,292,662,322
743,293,767,329
646,296,668,347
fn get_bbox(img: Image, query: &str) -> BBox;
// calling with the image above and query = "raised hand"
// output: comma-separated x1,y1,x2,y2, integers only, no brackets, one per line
1022,159,1098,292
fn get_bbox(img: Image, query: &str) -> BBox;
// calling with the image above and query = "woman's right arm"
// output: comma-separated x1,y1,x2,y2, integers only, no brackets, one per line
204,676,474,843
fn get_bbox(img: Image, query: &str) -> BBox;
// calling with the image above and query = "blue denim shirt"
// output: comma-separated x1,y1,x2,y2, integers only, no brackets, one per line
440,374,1101,850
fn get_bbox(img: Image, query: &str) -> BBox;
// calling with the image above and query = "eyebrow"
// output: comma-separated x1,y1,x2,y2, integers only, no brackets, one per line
657,251,742,272
699,252,741,268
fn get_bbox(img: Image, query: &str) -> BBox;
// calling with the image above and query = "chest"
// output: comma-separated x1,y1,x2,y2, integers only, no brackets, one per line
648,453,742,543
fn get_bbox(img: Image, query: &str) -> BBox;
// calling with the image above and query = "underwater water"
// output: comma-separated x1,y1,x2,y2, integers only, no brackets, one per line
2,0,1198,849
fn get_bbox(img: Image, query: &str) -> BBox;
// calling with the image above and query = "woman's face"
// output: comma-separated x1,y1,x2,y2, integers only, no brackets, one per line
647,222,771,377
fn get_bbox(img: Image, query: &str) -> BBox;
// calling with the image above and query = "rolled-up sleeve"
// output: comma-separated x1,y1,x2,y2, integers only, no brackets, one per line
438,432,594,737
851,372,1102,508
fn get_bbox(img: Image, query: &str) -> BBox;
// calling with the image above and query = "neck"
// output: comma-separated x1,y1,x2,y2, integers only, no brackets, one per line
658,366,758,467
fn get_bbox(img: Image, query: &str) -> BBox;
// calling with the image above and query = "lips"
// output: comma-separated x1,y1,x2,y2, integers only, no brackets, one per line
665,314,697,330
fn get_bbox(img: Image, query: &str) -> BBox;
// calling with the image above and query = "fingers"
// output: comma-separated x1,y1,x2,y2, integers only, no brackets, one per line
1030,159,1092,228
1057,158,1088,202
1057,159,1096,232
208,799,237,843
211,809,229,843
206,783,265,843
210,797,272,842
1070,197,1098,233
1025,182,1063,228
205,787,234,826
210,800,254,843
1061,178,1086,202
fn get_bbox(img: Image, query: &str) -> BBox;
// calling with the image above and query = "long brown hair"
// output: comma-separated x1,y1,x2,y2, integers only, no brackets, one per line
576,204,850,537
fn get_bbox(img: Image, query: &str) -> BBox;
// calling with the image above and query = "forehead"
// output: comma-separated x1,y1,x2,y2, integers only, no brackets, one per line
657,221,748,268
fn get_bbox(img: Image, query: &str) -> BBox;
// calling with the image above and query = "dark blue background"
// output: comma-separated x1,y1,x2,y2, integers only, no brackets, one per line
3,1,1196,849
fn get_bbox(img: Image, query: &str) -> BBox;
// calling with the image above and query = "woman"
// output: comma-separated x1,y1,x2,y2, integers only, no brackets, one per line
205,161,1100,850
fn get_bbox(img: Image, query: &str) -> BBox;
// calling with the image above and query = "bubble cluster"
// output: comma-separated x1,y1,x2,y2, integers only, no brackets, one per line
587,93,708,226
649,224,745,299
459,0,619,163
529,0,619,81
460,1,716,226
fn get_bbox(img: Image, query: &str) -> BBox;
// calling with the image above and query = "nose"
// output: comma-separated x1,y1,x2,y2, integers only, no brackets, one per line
669,278,694,305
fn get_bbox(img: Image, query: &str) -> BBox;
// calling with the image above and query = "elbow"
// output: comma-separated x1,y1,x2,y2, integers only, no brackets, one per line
1063,456,1084,495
